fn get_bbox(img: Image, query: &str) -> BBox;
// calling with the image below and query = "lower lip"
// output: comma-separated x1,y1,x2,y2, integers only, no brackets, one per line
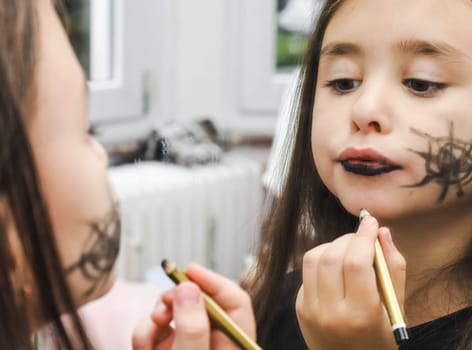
340,160,402,176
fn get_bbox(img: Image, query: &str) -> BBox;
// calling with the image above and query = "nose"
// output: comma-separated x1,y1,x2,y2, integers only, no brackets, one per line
350,79,393,135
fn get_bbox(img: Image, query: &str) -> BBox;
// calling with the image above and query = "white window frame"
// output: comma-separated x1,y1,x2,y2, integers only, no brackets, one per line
215,0,299,136
238,0,294,114
86,0,300,141
88,0,146,125
90,0,112,81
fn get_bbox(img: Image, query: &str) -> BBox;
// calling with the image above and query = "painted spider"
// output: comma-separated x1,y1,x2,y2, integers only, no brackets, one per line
64,201,121,298
406,122,472,203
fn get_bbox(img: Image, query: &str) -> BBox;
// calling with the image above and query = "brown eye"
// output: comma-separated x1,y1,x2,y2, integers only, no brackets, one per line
403,79,445,96
325,79,361,94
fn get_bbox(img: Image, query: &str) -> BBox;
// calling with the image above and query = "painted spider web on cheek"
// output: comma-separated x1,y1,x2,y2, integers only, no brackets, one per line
65,201,121,298
405,122,472,203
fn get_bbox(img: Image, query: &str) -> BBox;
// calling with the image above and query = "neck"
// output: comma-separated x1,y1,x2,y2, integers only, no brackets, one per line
383,198,472,325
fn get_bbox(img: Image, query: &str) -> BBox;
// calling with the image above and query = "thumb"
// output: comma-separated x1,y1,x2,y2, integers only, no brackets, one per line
172,282,210,350
378,227,407,309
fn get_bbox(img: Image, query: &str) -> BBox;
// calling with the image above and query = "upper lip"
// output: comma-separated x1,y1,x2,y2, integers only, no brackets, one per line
338,148,399,166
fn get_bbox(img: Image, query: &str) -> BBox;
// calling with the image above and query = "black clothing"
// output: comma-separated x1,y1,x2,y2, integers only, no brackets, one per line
257,270,307,350
401,307,472,350
257,270,472,350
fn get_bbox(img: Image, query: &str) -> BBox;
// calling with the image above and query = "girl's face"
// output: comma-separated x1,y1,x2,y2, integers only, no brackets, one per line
312,0,472,219
26,0,120,309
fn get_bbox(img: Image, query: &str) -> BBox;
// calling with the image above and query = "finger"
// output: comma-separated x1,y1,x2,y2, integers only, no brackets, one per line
150,299,173,325
343,215,380,303
300,242,330,306
378,227,407,307
185,263,256,339
317,234,356,305
185,263,251,312
297,243,330,338
173,282,210,350
161,288,175,308
132,317,162,350
356,214,379,240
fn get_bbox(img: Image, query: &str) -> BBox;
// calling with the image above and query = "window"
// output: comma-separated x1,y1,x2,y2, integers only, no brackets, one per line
237,0,319,116
63,1,319,139
65,0,153,133
64,1,92,78
276,0,311,70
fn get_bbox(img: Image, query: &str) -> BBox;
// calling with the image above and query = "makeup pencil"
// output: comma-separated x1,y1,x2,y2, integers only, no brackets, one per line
161,259,263,350
359,208,409,345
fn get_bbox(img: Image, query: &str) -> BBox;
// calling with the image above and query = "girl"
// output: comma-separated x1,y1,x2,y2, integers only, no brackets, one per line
0,0,255,349
248,0,472,349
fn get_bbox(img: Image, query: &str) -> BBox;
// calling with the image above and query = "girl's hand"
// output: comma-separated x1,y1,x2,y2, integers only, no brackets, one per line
296,216,406,350
132,263,256,350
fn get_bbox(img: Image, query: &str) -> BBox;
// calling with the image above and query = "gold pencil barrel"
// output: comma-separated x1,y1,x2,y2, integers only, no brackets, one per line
359,209,409,345
373,240,404,325
162,260,263,350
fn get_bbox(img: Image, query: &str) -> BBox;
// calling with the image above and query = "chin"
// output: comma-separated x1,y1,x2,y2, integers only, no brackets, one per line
340,191,453,223
338,193,411,221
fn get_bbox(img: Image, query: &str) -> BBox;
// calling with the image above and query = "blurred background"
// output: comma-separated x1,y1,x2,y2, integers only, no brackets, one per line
63,0,320,285
61,1,323,348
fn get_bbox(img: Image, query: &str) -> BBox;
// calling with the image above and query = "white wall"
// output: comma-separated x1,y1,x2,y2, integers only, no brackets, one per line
99,0,285,146
174,0,226,121
155,0,282,133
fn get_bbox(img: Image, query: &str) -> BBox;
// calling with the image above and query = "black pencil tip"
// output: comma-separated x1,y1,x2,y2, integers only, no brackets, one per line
161,259,168,269
394,327,409,345
359,208,371,221
161,259,176,274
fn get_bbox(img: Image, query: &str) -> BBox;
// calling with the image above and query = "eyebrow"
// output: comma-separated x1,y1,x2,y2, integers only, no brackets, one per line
320,42,361,58
397,39,466,59
320,40,467,60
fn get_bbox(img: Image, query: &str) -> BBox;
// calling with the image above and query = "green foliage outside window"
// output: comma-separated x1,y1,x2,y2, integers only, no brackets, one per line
64,0,91,78
276,29,308,69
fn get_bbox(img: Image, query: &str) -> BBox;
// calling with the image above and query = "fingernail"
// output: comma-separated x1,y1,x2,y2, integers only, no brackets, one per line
384,228,394,247
153,302,167,315
175,283,200,306
361,216,376,227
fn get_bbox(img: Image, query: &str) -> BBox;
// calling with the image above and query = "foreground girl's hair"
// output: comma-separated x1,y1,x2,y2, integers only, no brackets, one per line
0,1,92,348
247,0,472,348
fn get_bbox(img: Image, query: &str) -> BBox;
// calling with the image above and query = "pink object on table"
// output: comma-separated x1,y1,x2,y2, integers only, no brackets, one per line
79,279,161,350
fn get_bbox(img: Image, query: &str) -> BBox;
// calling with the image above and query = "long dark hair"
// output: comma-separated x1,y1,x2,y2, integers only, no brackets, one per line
249,0,352,330
249,0,472,348
0,1,92,348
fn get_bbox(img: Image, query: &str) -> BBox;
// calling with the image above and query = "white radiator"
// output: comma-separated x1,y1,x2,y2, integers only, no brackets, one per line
108,155,262,282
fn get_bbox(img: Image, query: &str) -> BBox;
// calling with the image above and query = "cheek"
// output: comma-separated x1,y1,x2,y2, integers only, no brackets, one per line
412,92,472,140
42,157,113,263
62,201,120,305
34,154,115,291
311,112,335,187
35,135,111,223
44,158,111,223
311,98,340,154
